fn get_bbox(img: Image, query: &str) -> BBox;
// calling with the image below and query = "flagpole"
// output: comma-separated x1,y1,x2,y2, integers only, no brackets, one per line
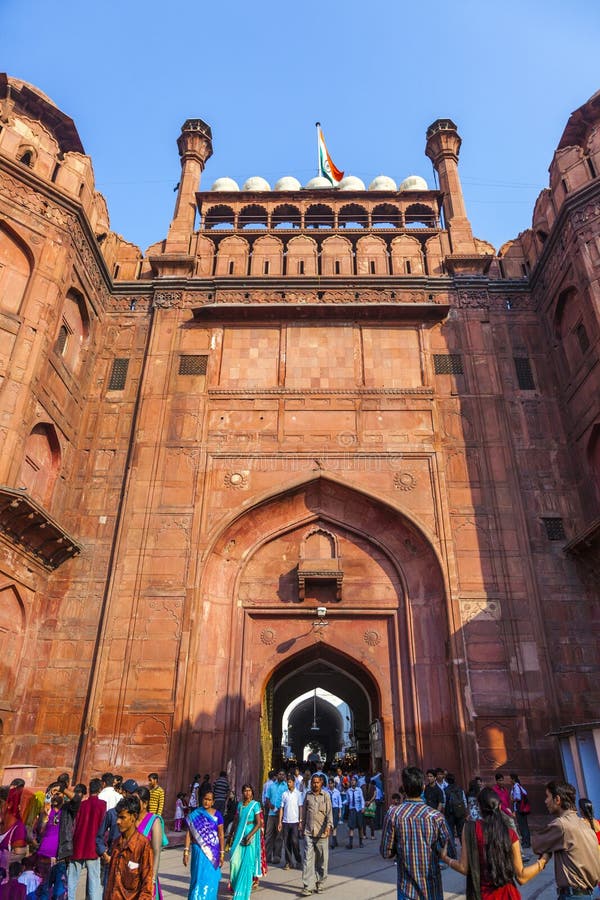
315,122,320,177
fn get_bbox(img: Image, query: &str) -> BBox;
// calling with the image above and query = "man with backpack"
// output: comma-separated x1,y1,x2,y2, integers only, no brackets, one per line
444,774,467,841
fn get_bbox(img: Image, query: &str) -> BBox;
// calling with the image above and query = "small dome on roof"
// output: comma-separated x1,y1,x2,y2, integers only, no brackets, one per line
369,175,397,191
338,175,366,191
274,176,302,191
243,176,271,191
305,176,332,189
211,177,240,191
399,175,428,191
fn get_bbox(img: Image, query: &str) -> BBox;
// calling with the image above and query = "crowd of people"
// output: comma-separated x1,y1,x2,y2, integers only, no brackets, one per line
1,763,599,900
0,771,166,899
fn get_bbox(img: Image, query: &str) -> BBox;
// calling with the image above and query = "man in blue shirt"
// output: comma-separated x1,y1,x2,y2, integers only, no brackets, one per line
265,769,287,865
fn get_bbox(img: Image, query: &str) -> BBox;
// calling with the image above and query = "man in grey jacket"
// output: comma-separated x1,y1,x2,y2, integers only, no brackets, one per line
298,775,333,896
532,781,600,898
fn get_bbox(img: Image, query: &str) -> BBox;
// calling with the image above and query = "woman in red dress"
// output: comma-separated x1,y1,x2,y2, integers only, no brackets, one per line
440,787,549,899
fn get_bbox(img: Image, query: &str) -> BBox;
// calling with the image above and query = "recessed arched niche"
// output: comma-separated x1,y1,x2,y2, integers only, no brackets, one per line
298,526,343,601
19,422,61,507
0,222,32,316
0,585,26,704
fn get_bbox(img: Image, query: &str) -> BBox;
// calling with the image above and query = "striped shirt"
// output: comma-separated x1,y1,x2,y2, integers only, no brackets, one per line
148,785,164,816
380,799,451,900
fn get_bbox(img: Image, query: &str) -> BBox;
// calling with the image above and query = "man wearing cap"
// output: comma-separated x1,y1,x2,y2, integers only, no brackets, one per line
532,781,600,899
122,779,140,796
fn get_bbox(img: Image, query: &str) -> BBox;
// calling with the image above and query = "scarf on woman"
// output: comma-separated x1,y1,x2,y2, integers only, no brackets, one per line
187,807,221,869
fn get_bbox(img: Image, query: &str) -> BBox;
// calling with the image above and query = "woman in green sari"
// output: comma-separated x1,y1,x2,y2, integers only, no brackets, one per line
228,785,264,899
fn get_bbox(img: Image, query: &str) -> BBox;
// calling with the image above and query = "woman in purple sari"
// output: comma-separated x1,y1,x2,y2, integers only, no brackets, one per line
183,790,225,900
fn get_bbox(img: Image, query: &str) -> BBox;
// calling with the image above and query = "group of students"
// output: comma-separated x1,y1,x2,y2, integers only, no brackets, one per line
0,771,167,900
261,764,385,857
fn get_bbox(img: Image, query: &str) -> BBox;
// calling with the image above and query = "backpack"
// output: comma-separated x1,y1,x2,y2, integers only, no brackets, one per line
518,787,531,815
448,787,467,819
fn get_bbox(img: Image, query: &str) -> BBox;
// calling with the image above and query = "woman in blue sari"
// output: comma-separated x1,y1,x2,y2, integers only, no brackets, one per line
184,790,225,900
229,785,263,899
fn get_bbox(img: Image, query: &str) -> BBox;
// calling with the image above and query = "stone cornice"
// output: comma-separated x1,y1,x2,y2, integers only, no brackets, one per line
528,177,600,293
208,387,434,397
0,156,112,311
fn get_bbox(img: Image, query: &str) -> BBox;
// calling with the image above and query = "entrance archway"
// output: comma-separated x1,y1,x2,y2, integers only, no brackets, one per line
263,643,381,776
177,474,464,794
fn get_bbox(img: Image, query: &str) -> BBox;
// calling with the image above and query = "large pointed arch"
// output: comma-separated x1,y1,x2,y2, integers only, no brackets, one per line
174,474,462,793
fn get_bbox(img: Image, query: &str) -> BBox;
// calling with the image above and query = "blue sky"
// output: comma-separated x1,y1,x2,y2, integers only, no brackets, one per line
2,0,599,254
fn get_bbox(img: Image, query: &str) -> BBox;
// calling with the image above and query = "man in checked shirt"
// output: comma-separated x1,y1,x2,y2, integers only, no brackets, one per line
380,766,452,900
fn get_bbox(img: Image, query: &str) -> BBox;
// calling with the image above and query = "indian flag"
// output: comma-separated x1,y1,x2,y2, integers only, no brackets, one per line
317,124,344,185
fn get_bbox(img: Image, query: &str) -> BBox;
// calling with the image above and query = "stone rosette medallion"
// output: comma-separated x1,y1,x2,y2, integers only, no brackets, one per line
260,627,276,645
363,630,381,647
393,471,416,491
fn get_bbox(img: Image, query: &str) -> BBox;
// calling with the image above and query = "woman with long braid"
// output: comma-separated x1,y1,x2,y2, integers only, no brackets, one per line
440,787,549,899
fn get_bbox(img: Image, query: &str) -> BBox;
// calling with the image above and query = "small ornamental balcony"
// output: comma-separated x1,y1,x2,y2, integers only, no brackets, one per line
564,517,600,581
0,486,83,570
297,526,343,601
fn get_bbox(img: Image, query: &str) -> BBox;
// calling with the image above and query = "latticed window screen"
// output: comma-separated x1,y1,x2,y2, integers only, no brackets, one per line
575,322,590,354
108,358,129,390
514,356,536,390
542,517,566,541
178,354,208,375
433,354,463,375
55,323,69,355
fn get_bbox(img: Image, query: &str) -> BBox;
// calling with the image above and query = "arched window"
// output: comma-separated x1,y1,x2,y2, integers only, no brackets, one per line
372,203,401,229
55,289,90,371
203,205,235,230
391,235,425,275
239,205,268,230
214,236,249,276
17,146,36,168
286,236,318,276
250,236,284,276
0,222,32,316
305,204,334,229
338,204,368,229
356,236,388,275
321,236,353,275
272,204,301,229
404,203,437,228
19,423,61,506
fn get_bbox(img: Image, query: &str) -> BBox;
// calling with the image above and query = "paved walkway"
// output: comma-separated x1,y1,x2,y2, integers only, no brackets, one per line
154,826,558,900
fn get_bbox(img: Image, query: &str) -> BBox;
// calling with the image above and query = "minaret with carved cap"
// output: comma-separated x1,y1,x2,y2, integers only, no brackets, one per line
162,118,213,266
426,119,489,272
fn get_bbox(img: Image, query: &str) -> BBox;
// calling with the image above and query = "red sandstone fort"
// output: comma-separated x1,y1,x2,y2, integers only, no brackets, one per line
0,74,598,805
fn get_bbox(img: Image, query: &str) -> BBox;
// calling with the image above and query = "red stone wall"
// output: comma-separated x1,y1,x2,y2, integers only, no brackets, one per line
1,77,598,802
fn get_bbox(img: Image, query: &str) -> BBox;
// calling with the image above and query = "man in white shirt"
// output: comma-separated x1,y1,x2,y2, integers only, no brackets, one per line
345,776,365,848
294,767,305,794
327,778,342,848
98,773,121,811
277,775,302,869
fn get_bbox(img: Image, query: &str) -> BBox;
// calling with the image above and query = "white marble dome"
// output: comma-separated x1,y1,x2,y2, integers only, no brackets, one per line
243,176,271,191
399,175,428,191
274,176,302,191
338,175,366,191
368,175,397,191
305,176,332,189
210,177,240,191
